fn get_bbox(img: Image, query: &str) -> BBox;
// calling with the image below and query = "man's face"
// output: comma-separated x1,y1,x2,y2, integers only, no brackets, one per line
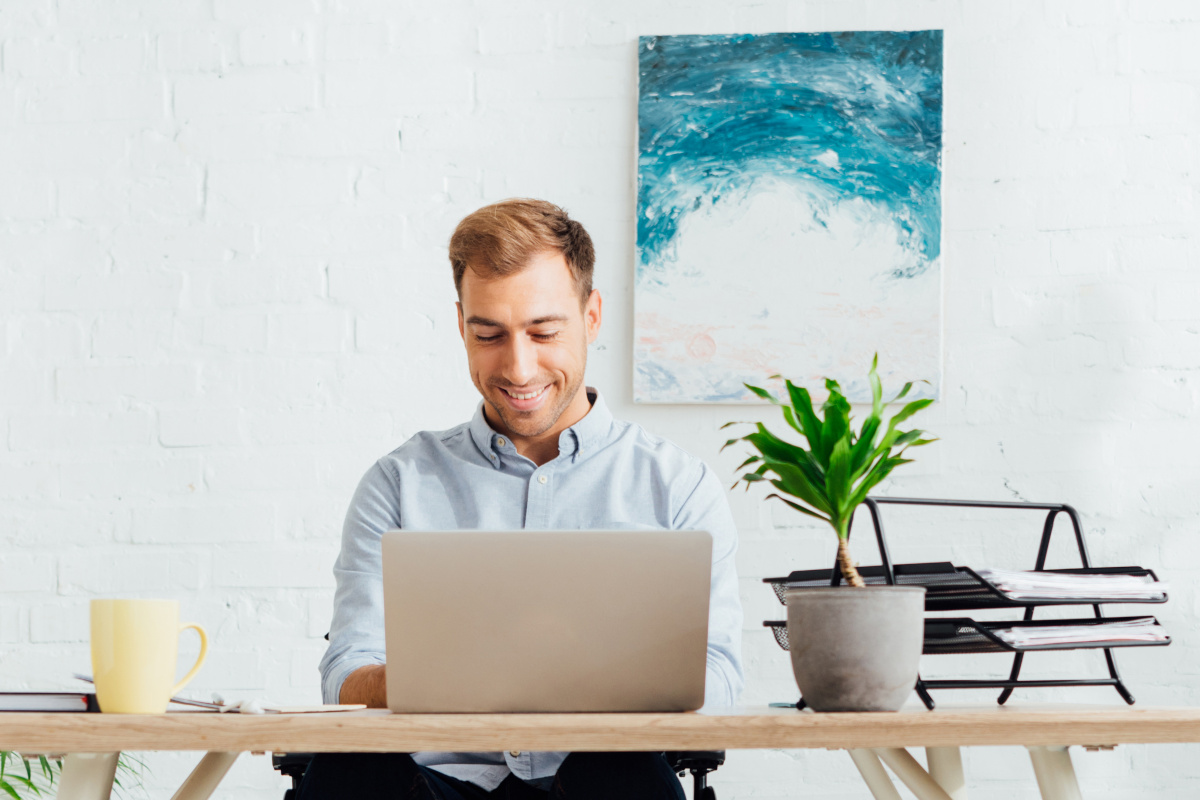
457,250,602,443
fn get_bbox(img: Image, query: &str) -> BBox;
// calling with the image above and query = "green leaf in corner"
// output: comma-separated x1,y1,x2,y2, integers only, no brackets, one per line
0,780,23,800
2,774,37,798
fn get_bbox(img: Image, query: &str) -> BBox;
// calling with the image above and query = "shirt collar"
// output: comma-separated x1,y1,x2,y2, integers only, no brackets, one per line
468,387,613,468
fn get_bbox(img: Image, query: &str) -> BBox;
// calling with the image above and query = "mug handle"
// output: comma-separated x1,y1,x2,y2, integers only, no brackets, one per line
172,623,209,697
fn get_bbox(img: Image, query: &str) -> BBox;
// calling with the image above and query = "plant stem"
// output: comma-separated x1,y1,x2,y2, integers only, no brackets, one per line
836,535,865,587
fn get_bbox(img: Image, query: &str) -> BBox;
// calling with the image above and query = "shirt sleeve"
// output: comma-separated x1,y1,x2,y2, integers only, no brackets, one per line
672,460,745,707
318,459,401,704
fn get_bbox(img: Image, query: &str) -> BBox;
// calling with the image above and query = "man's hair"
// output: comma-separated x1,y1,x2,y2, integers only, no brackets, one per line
448,198,595,305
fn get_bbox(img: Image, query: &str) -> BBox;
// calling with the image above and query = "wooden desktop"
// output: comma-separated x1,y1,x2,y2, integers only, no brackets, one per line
5,704,1200,800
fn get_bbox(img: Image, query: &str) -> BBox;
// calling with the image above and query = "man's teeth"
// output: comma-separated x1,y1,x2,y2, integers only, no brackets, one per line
506,388,544,400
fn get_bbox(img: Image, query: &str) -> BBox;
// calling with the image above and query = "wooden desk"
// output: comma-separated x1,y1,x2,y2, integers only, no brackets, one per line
4,705,1200,800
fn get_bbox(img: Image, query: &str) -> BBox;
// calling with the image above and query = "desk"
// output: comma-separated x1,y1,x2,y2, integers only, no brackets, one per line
4,705,1200,800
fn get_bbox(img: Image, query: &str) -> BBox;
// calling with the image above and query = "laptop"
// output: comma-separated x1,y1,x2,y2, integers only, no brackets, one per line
382,530,712,713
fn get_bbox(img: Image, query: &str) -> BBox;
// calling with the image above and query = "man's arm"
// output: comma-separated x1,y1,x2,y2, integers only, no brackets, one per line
340,664,387,707
319,460,401,705
672,460,744,707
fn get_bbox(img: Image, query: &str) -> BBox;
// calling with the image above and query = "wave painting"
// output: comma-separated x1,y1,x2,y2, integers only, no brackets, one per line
635,31,943,403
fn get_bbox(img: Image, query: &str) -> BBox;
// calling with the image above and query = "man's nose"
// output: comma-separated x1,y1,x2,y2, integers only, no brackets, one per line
500,337,539,385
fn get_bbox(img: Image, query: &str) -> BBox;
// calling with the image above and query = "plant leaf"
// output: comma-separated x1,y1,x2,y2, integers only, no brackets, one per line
820,390,851,463
825,437,853,520
847,456,912,510
780,405,806,437
734,455,761,472
765,493,831,524
849,414,881,477
767,461,833,515
744,383,779,404
784,381,825,458
745,426,809,465
0,780,24,800
869,355,884,420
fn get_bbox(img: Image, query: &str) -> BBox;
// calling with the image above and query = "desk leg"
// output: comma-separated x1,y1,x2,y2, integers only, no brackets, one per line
848,749,903,800
874,749,955,800
1027,746,1083,800
168,752,240,800
56,753,119,800
926,747,968,799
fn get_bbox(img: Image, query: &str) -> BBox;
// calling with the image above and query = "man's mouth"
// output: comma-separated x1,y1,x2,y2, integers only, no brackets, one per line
500,385,548,401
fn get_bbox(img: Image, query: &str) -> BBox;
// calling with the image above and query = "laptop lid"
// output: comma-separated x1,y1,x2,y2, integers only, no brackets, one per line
382,530,712,713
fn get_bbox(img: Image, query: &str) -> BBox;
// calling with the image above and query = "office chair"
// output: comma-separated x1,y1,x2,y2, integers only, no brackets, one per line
275,750,724,799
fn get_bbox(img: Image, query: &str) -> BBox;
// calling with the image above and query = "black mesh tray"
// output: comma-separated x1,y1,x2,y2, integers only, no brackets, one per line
763,615,1171,655
763,562,1166,611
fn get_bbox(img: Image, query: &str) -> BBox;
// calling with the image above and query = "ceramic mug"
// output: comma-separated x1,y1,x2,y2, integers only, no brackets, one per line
90,599,208,714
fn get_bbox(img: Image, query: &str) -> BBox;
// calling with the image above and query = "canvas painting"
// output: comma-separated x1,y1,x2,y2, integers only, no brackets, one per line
635,31,943,403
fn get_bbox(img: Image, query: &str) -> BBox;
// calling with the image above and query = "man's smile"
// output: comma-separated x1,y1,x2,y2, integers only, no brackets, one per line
500,386,548,401
496,384,552,412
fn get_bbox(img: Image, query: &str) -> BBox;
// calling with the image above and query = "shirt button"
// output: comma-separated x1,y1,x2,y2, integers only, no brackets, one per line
537,475,548,485
510,750,521,757
497,438,506,448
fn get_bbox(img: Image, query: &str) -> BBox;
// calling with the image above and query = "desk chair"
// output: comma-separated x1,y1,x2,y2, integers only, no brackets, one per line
287,634,724,797
274,750,724,799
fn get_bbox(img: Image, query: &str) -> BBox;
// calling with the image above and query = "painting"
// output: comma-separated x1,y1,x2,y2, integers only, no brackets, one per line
634,31,943,403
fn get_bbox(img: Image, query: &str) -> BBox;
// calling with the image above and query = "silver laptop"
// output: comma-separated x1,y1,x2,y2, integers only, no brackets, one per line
382,530,711,713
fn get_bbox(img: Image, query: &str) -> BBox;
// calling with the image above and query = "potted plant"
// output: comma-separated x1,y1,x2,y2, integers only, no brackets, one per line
724,356,936,711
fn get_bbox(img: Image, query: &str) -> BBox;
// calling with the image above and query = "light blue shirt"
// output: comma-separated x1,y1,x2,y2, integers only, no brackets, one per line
319,389,743,791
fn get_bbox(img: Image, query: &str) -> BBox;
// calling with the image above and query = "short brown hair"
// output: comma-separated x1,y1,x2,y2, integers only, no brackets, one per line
448,198,595,305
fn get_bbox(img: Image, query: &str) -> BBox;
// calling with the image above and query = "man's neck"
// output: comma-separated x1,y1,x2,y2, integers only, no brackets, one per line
485,389,593,467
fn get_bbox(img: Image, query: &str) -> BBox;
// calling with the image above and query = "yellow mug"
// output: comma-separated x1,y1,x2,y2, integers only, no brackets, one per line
90,599,208,714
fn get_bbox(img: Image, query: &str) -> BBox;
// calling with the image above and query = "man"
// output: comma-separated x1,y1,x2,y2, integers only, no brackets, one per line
300,199,743,800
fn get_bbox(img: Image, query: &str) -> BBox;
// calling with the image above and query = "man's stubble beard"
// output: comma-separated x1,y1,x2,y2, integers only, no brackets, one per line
486,356,587,440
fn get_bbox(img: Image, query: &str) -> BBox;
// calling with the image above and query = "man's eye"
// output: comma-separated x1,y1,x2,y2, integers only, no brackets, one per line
532,331,560,341
475,334,501,342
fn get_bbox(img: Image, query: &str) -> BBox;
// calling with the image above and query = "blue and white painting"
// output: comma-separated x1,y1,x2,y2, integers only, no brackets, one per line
635,31,943,403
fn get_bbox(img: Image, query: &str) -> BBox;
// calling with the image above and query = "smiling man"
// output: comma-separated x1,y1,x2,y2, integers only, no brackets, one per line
304,199,743,800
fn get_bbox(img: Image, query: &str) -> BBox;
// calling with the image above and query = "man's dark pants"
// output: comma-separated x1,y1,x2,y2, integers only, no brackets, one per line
295,752,687,800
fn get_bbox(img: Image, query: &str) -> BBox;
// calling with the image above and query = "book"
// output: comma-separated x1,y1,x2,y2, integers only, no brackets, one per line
0,692,99,712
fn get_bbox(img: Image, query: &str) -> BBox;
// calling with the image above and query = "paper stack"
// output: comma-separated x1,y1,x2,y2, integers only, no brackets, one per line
992,616,1169,648
975,568,1167,602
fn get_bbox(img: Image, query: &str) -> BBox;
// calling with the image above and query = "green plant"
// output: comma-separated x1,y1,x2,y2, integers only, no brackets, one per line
723,356,936,587
0,751,145,799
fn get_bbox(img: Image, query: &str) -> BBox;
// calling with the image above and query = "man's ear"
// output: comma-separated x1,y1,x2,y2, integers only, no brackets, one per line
584,290,602,344
456,302,465,342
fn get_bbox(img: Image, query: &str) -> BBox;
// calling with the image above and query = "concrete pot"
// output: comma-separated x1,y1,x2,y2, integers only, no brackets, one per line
785,585,926,711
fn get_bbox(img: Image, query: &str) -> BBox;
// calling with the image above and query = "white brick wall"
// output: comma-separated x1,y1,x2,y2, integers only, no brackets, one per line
2,1,1199,797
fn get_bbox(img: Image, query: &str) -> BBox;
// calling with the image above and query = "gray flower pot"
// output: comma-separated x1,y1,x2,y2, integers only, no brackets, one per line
785,585,926,711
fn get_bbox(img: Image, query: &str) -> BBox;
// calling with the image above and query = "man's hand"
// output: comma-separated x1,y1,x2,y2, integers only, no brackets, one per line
340,664,387,707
